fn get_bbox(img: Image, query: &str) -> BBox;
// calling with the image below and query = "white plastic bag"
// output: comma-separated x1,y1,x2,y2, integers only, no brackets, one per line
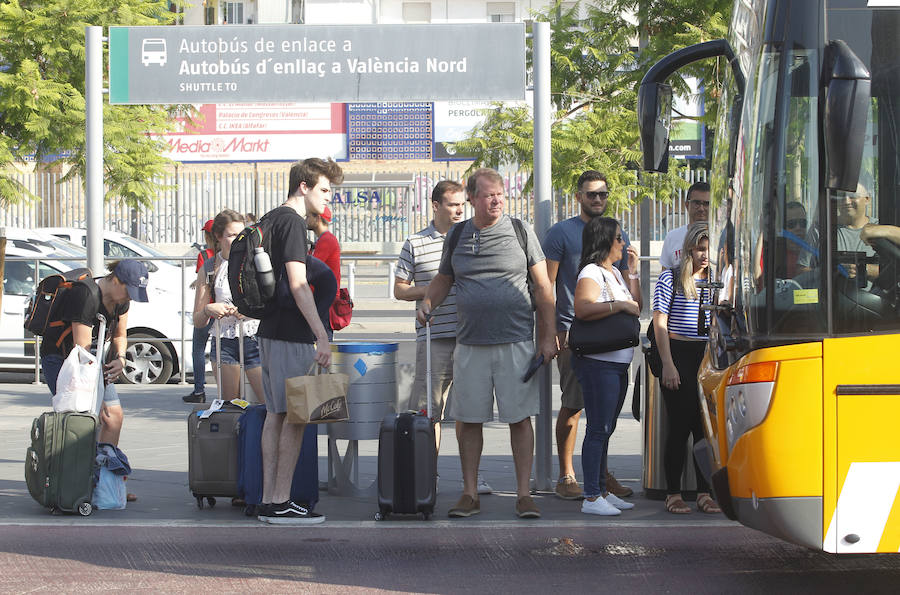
51,345,99,413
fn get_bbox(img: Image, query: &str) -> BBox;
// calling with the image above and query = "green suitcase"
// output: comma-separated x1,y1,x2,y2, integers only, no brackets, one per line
25,411,98,515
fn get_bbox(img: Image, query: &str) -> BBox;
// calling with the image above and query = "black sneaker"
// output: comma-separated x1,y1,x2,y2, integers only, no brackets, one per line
183,391,206,403
263,500,325,525
256,503,272,522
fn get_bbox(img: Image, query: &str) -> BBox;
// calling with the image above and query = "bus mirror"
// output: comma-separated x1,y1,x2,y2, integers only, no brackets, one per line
638,82,673,173
824,40,871,192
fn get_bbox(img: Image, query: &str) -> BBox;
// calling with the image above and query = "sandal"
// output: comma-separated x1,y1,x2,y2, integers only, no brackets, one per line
665,494,691,514
697,494,721,514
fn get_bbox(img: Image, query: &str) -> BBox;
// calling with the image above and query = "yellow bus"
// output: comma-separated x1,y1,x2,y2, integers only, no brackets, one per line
638,0,900,553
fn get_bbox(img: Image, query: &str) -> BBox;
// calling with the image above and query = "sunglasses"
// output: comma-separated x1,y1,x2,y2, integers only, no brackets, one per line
472,231,481,255
786,218,807,228
688,200,711,208
585,191,609,200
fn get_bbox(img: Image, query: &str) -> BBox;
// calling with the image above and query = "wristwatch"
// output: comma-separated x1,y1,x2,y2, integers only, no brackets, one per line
628,273,640,280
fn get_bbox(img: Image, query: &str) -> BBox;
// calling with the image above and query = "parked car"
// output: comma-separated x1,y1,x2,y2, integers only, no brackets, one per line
2,228,201,385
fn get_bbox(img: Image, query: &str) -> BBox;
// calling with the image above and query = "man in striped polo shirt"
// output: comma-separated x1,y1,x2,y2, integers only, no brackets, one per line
394,182,464,433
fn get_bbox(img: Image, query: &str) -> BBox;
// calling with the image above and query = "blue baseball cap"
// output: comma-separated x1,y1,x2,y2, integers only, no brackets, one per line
113,260,150,302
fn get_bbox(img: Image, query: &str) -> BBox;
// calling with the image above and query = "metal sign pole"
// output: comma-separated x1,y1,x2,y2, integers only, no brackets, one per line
532,21,553,493
85,26,104,275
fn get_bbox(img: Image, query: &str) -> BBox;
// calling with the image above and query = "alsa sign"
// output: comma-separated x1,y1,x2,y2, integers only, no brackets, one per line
109,24,525,104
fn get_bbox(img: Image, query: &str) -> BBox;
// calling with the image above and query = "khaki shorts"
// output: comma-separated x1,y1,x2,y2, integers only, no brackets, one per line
448,341,539,424
258,337,316,414
408,337,455,418
557,345,584,411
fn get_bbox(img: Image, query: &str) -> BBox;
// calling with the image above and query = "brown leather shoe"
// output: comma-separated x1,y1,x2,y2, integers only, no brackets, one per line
555,475,584,500
606,471,633,498
516,496,541,519
448,495,480,518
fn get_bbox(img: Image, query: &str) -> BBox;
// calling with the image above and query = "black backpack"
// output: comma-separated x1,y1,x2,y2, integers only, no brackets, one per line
227,215,278,319
24,268,93,338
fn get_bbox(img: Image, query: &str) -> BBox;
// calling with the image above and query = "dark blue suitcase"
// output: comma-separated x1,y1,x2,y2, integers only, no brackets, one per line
236,404,319,516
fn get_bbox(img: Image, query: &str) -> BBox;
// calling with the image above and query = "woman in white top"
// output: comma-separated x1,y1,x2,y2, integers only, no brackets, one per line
572,216,641,516
191,209,264,403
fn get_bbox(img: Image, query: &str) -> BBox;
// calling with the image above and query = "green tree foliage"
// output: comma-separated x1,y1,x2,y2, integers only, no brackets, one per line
0,0,190,206
452,0,731,207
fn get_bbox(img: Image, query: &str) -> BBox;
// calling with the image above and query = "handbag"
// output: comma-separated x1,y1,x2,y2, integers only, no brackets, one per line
329,288,354,331
646,324,664,377
569,312,640,355
567,274,640,356
285,363,350,424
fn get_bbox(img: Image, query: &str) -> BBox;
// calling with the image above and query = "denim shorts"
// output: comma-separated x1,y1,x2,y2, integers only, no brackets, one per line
41,354,121,408
210,335,261,369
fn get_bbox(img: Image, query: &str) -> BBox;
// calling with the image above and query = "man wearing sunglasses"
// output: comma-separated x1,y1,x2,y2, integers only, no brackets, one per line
660,182,711,270
542,170,635,501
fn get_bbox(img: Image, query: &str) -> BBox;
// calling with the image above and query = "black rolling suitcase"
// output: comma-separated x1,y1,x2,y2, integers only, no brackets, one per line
25,313,109,515
375,320,437,520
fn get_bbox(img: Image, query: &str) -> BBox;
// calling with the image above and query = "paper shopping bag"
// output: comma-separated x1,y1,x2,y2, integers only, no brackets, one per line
285,364,350,424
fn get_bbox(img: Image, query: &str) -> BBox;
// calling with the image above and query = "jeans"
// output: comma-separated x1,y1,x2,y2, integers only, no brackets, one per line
191,322,212,393
572,356,630,499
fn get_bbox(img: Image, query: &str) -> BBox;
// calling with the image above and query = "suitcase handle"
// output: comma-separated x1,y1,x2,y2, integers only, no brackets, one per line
425,319,432,422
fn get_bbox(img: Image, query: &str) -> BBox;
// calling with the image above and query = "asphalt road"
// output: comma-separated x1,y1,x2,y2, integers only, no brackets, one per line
3,524,900,593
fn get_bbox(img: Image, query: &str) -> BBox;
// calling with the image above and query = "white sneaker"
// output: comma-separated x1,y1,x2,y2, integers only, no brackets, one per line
605,493,635,510
476,475,493,495
582,496,621,516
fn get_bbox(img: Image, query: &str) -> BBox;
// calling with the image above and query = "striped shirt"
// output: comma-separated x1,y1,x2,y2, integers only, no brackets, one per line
652,268,711,340
396,222,458,340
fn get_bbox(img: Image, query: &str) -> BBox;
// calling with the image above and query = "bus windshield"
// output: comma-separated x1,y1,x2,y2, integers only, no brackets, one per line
824,4,900,334
741,3,900,340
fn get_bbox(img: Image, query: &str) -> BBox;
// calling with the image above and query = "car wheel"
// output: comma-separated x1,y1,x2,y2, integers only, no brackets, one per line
121,333,174,385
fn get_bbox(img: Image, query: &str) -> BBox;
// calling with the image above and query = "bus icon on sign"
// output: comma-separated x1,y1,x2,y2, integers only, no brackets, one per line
141,38,167,67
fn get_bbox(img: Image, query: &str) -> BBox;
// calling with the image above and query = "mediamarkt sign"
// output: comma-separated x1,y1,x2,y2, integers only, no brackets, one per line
162,103,346,162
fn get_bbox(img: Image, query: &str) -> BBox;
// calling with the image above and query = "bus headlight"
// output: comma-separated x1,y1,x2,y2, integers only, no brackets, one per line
725,362,778,450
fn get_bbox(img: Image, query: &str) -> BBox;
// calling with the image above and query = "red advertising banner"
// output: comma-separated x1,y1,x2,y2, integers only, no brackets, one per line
163,103,347,162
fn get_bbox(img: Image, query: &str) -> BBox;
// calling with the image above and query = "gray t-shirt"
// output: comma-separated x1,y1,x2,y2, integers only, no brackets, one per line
438,215,545,345
797,218,878,269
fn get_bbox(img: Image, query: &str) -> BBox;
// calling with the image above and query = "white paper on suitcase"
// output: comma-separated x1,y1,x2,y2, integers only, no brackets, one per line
52,345,100,413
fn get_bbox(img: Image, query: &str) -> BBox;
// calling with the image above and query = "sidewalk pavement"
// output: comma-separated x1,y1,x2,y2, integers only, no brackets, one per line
0,350,730,528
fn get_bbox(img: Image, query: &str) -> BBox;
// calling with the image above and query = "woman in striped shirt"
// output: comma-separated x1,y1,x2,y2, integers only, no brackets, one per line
652,222,721,515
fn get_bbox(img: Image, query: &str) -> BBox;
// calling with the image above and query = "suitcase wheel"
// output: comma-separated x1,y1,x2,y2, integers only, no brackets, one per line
422,512,432,521
207,497,216,508
78,502,93,516
375,508,389,521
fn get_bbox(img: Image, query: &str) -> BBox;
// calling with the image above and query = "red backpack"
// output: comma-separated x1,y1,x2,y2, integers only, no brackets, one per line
329,288,353,331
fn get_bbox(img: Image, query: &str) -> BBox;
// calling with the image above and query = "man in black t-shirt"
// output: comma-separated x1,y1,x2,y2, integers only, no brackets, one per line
40,260,150,451
256,157,342,525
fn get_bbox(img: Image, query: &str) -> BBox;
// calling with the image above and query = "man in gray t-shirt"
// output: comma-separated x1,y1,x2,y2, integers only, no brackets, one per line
419,168,557,520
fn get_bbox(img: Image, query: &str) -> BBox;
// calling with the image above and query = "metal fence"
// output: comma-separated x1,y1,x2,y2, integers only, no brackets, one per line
1,168,707,245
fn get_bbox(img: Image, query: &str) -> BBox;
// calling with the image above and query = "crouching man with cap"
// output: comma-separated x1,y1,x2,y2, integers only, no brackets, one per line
39,260,150,501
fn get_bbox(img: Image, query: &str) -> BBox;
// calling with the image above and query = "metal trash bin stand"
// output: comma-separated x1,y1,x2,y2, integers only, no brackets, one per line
641,339,697,500
327,342,398,496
